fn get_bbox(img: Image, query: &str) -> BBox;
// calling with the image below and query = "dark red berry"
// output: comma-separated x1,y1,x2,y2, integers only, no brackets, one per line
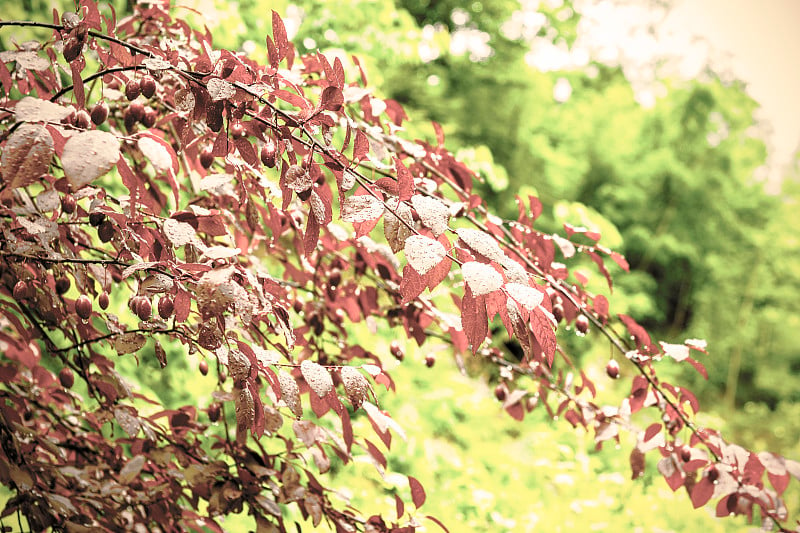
606,359,620,379
208,402,220,422
575,315,590,335
89,212,106,227
141,108,157,128
494,383,507,402
61,194,76,214
158,295,174,319
90,102,109,125
13,280,30,301
75,294,92,320
136,297,152,321
125,79,141,101
55,276,71,295
260,141,276,167
199,360,209,376
128,101,145,123
97,220,115,243
199,147,214,169
424,354,435,368
390,340,404,361
58,367,75,389
98,291,110,310
63,37,82,62
140,75,156,98
707,467,719,483
229,121,245,139
74,109,91,129
680,446,692,462
552,304,565,323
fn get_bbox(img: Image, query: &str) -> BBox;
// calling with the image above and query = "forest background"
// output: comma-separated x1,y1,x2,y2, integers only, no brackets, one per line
2,0,799,530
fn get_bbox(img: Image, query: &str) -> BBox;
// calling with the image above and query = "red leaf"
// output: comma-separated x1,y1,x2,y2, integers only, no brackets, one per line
617,314,654,353
768,471,790,495
353,130,369,160
395,493,405,520
174,289,191,323
530,309,557,366
425,515,451,533
70,59,85,109
586,250,613,290
432,121,444,146
644,423,661,443
690,477,714,508
271,11,288,59
320,86,343,111
400,264,427,303
461,286,488,353
593,295,609,323
365,439,386,469
395,157,414,201
332,57,345,88
408,476,426,508
610,251,630,271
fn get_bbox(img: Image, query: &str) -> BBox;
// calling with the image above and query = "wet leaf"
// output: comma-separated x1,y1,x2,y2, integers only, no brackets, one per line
278,370,302,418
455,228,505,262
411,195,449,237
14,97,71,122
300,360,333,399
114,332,146,355
340,366,369,408
462,262,503,296
207,78,235,101
505,282,543,311
341,194,383,223
62,130,120,189
163,218,197,247
1,124,54,190
404,235,446,275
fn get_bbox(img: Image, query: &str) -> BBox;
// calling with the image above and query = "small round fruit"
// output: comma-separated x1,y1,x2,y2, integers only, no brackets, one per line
680,446,692,462
199,360,209,376
140,75,156,98
61,194,76,214
141,108,157,128
329,269,341,287
98,291,110,310
90,102,109,125
55,276,71,295
75,294,92,320
124,110,137,132
494,383,507,402
74,109,91,129
62,37,82,62
552,304,565,323
136,297,152,321
229,121,245,139
424,354,435,368
208,402,221,422
125,79,141,101
390,340,404,361
606,359,620,379
707,467,719,483
61,107,76,126
97,220,115,243
128,101,145,123
575,315,590,335
260,141,276,168
199,147,214,169
58,367,75,389
158,295,174,319
89,212,106,227
13,280,30,301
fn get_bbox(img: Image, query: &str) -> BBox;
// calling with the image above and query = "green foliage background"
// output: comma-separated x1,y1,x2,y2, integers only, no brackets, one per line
2,0,799,530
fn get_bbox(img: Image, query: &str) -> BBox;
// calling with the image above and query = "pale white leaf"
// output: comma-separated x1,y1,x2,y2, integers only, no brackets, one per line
660,342,690,362
62,130,120,189
300,360,333,399
162,218,196,247
207,78,235,101
462,261,503,296
201,246,240,260
505,282,544,310
455,228,505,262
411,194,449,237
137,136,172,174
14,97,71,122
341,195,383,223
404,234,446,275
384,202,414,253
